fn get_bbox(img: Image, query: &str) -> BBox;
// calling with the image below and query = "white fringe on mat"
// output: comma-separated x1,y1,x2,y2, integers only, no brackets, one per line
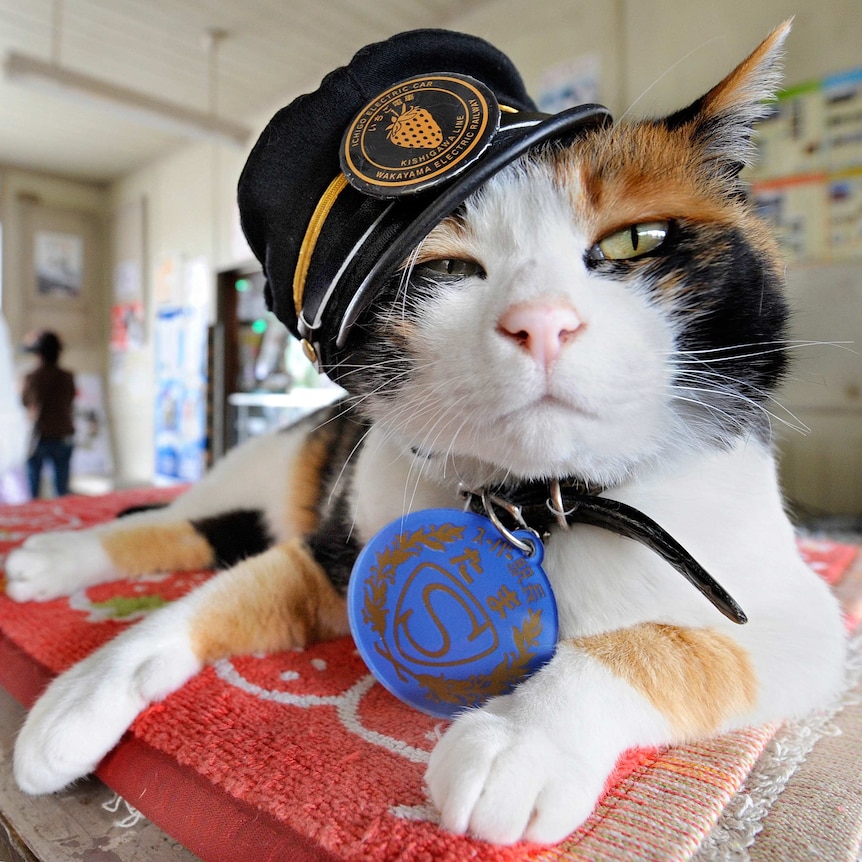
694,630,862,861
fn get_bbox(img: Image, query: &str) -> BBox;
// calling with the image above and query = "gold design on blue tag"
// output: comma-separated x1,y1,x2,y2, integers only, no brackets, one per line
393,562,499,666
348,509,558,718
340,74,500,198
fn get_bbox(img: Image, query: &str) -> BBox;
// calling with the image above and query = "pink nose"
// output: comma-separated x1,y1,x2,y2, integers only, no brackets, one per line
497,302,584,367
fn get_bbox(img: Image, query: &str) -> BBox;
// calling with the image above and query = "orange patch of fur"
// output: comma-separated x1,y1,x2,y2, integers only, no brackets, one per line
574,624,757,739
190,539,349,663
563,125,747,244
286,428,333,536
561,22,791,257
700,21,790,117
102,522,214,575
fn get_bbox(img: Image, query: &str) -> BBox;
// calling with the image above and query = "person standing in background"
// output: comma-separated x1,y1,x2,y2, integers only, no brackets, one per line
22,331,76,497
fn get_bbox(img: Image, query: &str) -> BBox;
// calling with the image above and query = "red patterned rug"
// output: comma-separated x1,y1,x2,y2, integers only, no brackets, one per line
0,489,858,862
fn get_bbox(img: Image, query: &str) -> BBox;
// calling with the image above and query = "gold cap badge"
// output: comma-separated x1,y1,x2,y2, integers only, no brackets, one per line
340,73,500,198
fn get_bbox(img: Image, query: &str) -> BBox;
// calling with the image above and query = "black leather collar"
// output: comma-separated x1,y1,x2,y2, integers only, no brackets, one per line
464,478,748,625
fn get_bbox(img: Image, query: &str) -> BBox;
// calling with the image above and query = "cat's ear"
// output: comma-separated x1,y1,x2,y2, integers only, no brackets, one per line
663,20,791,175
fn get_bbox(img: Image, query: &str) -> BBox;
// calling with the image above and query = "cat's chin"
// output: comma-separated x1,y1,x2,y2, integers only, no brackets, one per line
382,397,666,490
421,434,654,492
489,404,661,475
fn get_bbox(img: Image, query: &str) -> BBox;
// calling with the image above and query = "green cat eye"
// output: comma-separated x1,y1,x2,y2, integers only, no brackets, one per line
591,220,670,261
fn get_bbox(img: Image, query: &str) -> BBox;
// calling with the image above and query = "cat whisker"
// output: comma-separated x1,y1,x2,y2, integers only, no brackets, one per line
329,422,377,512
667,389,753,433
325,357,411,381
666,339,854,365
402,409,468,509
618,34,723,124
672,338,852,352
669,380,809,436
672,365,810,433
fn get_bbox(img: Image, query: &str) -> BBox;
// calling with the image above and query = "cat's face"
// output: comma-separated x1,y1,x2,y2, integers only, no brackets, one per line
336,28,790,490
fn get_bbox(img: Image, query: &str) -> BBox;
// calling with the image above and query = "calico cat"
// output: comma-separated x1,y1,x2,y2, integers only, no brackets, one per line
5,21,846,846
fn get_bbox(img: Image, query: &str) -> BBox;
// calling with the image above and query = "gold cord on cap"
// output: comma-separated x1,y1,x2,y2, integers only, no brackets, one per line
293,173,350,319
301,339,318,365
293,106,518,331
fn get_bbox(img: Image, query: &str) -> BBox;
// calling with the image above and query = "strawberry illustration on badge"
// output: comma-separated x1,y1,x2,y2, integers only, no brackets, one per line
386,102,445,149
340,73,501,198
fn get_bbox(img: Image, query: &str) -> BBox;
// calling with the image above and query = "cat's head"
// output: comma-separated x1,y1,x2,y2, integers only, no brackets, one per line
337,23,792,489
240,23,792,490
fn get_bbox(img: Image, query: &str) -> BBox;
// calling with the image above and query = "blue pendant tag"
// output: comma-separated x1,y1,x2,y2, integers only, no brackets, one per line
347,508,558,718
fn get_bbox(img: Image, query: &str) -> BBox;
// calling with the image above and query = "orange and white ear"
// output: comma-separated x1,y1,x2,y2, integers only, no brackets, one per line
664,19,791,172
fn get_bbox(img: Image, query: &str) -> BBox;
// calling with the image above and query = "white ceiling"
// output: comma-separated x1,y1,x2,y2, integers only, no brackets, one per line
0,0,489,185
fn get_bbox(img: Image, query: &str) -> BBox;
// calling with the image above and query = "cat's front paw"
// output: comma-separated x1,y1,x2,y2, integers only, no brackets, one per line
426,704,606,845
14,614,200,794
5,531,114,602
13,655,123,793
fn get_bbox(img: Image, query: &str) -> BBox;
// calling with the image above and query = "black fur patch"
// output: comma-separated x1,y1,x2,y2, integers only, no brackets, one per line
661,97,706,133
651,221,787,439
301,409,369,595
116,502,169,518
586,216,787,442
190,509,273,568
305,502,361,595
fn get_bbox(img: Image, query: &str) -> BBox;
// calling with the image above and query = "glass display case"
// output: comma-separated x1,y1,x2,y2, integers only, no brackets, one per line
227,388,343,444
213,266,344,458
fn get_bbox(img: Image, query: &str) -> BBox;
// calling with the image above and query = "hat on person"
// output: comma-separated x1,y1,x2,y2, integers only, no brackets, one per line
238,29,611,377
23,330,63,363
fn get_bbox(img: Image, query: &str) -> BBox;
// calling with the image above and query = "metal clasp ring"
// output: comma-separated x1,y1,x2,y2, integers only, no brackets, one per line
480,488,540,555
546,478,576,530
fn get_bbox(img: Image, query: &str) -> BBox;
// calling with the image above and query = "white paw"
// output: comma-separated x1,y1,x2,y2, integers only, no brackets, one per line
426,703,606,845
14,608,201,794
5,531,115,602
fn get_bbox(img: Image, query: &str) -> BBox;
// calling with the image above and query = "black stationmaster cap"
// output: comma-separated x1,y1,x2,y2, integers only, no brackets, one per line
238,29,611,378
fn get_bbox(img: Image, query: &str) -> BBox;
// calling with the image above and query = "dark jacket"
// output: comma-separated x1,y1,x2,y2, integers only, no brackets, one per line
22,365,75,441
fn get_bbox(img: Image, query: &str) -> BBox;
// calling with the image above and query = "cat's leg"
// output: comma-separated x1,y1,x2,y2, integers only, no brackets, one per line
426,624,763,845
5,429,305,603
5,514,218,602
13,539,348,794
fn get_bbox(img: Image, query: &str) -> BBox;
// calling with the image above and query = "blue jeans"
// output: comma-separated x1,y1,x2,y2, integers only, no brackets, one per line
27,438,74,497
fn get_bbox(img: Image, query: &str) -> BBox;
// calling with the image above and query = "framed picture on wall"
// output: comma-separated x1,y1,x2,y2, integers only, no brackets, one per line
18,198,100,344
33,230,85,300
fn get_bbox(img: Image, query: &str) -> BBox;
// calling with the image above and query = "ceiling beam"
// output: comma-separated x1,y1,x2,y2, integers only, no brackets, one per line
4,51,251,147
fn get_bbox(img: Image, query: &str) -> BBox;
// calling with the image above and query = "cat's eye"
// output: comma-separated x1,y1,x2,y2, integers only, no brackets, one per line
415,258,485,279
590,220,670,261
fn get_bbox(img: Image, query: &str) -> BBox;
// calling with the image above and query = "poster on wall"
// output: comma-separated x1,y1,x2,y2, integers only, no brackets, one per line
537,53,600,114
154,254,186,308
153,257,211,485
752,174,829,262
154,306,208,484
750,81,824,180
183,256,210,310
110,300,145,352
823,68,862,172
749,63,862,262
827,168,862,258
20,201,97,346
71,373,114,478
111,198,147,352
